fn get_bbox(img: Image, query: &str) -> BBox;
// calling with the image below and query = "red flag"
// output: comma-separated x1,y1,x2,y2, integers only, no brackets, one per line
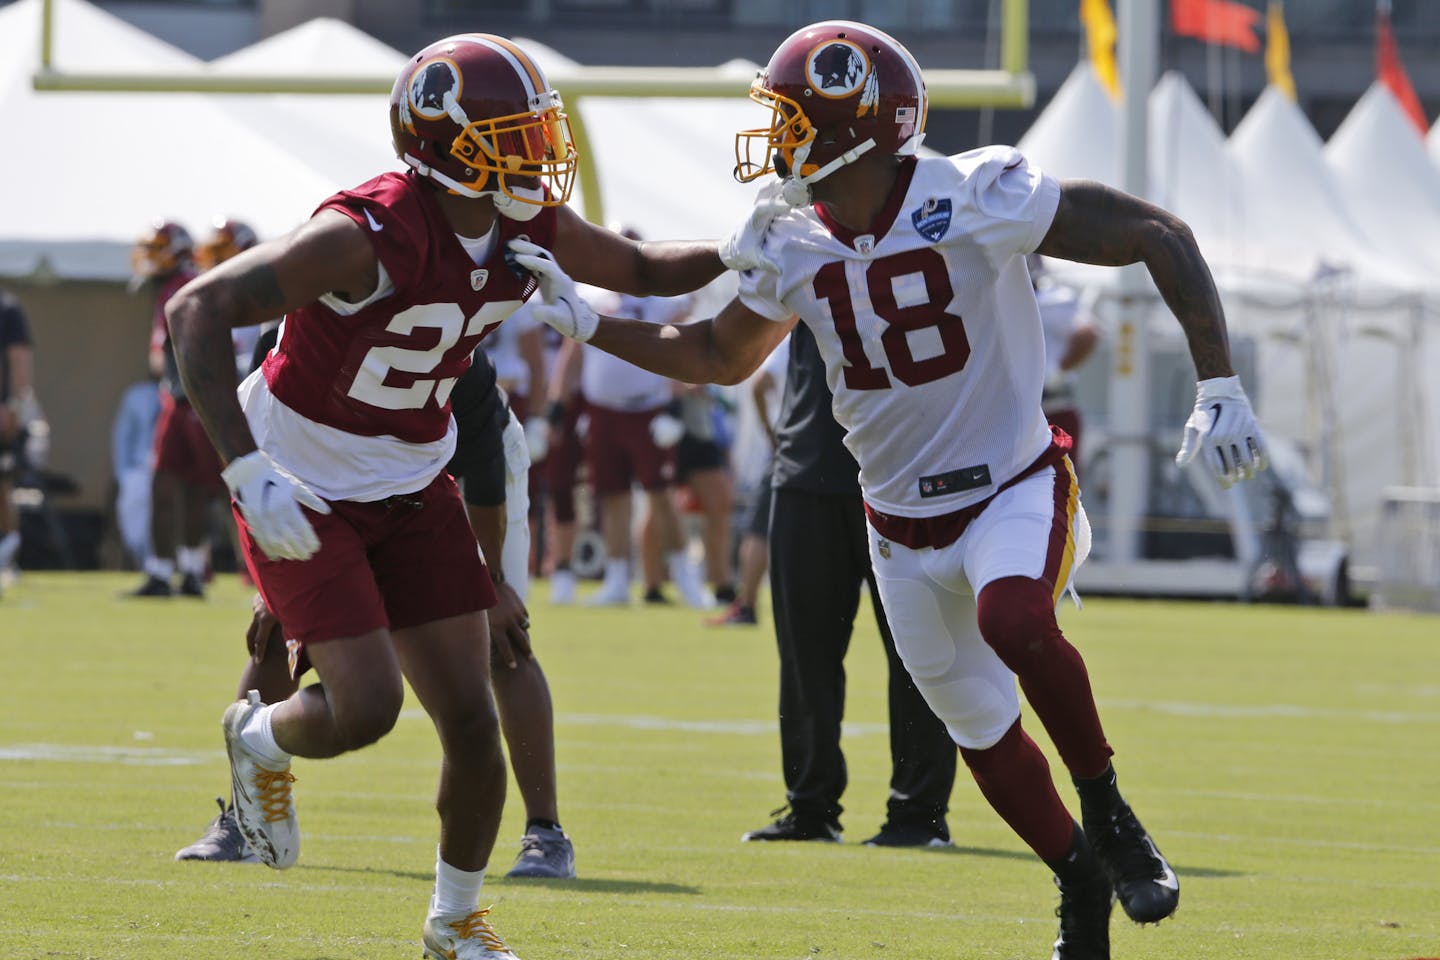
1377,5,1427,135
1171,0,1262,53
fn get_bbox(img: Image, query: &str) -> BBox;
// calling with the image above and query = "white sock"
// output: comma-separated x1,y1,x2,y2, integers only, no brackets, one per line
144,556,175,580
176,545,207,577
0,531,19,567
430,849,485,918
239,702,291,766
603,558,628,589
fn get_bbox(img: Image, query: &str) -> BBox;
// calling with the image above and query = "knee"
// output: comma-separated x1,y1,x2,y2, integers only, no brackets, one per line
975,576,1060,668
435,694,504,767
331,677,404,751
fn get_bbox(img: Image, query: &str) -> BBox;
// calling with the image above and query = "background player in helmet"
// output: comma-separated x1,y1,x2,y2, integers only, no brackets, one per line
195,217,266,379
509,19,1268,960
128,220,228,599
165,32,769,960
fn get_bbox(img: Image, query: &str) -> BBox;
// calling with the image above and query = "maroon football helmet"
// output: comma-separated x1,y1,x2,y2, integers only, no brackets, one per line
389,34,577,208
195,217,258,272
131,220,194,280
735,21,927,198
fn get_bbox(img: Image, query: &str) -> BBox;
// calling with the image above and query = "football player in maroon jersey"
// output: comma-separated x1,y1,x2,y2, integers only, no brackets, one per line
165,34,769,960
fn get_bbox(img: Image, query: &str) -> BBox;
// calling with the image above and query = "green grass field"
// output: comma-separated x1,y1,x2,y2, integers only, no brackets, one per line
1,572,1437,960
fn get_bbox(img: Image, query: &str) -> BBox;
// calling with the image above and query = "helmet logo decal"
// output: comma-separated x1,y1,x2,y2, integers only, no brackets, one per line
808,40,869,99
409,59,462,120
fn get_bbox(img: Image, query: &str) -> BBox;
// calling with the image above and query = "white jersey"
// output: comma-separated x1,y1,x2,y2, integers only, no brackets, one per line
738,147,1061,519
581,289,690,411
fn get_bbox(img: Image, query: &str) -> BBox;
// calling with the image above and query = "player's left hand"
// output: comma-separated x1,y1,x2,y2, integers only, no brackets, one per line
1176,375,1269,488
487,580,533,669
223,450,332,561
506,239,598,342
245,593,281,663
719,180,786,274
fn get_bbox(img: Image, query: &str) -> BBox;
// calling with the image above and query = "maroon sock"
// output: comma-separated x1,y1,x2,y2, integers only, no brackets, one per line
959,720,1075,861
975,575,1112,778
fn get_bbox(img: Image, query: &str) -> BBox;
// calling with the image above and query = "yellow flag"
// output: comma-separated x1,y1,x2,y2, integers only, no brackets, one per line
1080,0,1120,99
1266,0,1297,100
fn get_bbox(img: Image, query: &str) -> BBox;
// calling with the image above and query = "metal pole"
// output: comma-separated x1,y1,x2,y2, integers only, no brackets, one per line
1108,0,1158,564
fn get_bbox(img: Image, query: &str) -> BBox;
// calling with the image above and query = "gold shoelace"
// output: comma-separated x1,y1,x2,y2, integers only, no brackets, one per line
251,766,296,824
449,907,507,951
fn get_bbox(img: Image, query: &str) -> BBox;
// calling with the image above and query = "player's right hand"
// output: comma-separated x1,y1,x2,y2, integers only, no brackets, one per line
222,450,331,562
506,239,599,342
719,179,786,274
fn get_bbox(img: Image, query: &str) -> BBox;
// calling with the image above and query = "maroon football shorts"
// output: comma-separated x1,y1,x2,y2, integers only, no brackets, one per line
585,404,675,497
234,471,495,647
152,394,226,493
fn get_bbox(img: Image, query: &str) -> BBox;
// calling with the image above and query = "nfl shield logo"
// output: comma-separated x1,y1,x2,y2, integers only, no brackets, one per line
470,269,489,291
911,198,953,242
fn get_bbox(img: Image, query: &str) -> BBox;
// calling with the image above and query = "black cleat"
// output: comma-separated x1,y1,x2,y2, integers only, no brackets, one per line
741,805,841,843
1085,801,1179,924
861,819,951,848
178,573,206,598
1051,872,1113,960
128,574,174,598
174,797,259,863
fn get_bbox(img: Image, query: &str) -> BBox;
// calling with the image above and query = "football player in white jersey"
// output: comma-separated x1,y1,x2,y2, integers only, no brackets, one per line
509,20,1267,960
166,33,770,960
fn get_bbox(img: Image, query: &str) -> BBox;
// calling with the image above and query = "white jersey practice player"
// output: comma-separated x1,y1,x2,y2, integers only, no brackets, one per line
507,19,1269,960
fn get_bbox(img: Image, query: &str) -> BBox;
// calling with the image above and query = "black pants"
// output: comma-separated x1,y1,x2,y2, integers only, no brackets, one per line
768,487,957,829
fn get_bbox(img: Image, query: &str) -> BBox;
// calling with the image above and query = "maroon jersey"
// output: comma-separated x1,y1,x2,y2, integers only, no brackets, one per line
262,171,553,444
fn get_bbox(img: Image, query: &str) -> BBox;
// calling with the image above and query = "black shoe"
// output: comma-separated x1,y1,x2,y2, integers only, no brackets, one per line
178,573,206,598
1051,872,1113,960
1084,801,1179,924
174,797,259,863
741,806,841,843
128,575,173,598
713,583,737,605
862,819,951,848
642,587,672,605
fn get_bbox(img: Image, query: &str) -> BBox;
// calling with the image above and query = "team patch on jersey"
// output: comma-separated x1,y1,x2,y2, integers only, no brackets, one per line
911,197,953,242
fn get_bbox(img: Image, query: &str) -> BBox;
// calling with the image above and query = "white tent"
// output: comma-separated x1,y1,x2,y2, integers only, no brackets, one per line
1016,63,1119,186
0,0,346,280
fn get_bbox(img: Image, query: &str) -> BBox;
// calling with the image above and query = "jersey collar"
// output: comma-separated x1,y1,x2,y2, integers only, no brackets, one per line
813,155,918,253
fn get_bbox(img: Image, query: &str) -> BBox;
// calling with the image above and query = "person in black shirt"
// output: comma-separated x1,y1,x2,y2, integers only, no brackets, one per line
741,324,957,846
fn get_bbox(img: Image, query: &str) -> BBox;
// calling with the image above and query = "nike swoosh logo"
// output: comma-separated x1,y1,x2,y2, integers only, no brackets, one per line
1146,837,1180,890
363,209,383,232
1209,402,1223,424
260,479,279,510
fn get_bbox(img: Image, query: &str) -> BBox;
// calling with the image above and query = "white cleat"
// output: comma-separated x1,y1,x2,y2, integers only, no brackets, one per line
668,554,715,610
549,569,577,605
222,690,298,869
583,581,630,607
422,908,520,960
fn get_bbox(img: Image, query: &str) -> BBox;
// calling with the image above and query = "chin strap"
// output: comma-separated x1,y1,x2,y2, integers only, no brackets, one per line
779,139,877,206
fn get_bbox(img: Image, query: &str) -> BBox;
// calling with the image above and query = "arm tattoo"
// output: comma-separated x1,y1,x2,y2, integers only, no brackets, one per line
1041,182,1234,380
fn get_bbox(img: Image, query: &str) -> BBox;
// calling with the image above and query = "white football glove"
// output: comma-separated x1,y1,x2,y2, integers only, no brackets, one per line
506,239,599,343
649,412,685,450
524,415,550,463
222,450,331,561
718,180,787,273
1175,375,1269,488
